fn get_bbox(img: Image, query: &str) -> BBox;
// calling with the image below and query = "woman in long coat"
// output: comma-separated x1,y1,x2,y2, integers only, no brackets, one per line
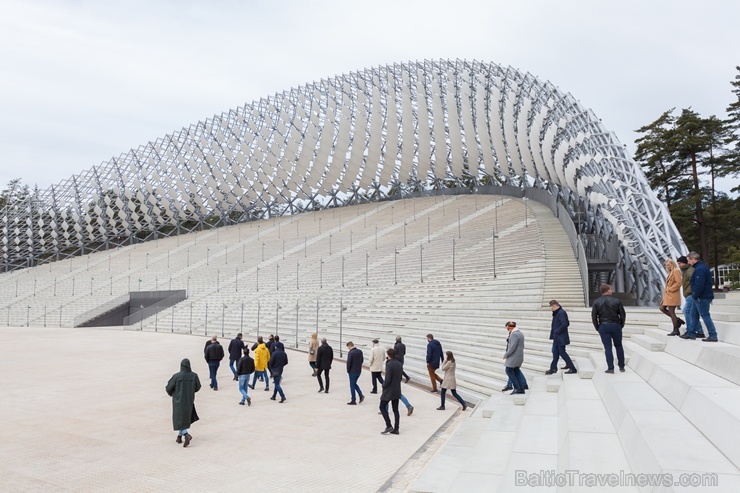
308,333,319,374
165,358,201,447
437,351,467,411
660,259,684,336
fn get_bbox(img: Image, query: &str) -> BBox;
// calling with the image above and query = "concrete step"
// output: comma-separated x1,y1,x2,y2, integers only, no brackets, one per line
624,341,740,470
591,352,740,486
557,376,639,492
630,334,666,352
574,355,595,379
660,335,740,387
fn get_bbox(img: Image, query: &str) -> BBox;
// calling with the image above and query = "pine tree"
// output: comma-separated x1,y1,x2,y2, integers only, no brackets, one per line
634,109,681,206
635,109,732,265
725,66,740,191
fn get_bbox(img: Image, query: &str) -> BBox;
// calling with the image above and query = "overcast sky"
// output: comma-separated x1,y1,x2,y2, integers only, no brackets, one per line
1,0,738,194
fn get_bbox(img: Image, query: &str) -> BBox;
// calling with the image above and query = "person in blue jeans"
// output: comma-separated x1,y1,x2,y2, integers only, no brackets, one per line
591,284,626,373
502,321,526,394
268,342,288,403
204,336,225,390
502,373,528,392
236,347,254,406
345,341,365,405
545,300,577,374
379,395,415,416
227,333,245,381
687,252,718,342
249,341,270,391
677,256,702,339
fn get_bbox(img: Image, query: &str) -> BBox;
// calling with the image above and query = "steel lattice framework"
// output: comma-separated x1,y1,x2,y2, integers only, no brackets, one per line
1,59,684,302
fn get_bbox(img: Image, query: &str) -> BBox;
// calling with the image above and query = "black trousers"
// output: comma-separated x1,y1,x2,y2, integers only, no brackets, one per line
317,369,330,391
371,371,384,391
380,399,400,431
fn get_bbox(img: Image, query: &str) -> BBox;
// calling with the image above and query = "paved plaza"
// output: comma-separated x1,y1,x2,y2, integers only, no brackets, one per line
0,327,459,492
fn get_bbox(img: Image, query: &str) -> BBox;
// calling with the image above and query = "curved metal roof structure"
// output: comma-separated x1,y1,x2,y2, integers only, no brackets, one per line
1,59,684,302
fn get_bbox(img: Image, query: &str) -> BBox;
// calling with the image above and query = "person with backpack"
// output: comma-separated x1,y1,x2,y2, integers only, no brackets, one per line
237,347,255,406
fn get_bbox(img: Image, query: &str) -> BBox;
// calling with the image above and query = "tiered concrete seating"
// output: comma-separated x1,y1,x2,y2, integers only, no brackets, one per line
0,195,624,399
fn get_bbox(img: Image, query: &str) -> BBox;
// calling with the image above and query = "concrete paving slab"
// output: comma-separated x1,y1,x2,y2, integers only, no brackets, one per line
0,326,451,493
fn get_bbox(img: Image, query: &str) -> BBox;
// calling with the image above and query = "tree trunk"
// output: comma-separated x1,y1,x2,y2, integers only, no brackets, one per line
710,148,719,288
689,150,708,261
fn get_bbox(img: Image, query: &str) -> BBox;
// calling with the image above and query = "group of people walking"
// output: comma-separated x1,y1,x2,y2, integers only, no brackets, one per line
165,331,471,445
165,249,723,447
660,252,719,342
166,333,292,447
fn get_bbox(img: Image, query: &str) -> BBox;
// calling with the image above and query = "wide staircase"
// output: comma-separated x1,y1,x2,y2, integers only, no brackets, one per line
408,293,740,492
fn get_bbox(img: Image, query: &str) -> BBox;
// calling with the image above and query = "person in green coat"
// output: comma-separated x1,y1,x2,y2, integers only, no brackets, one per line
166,358,201,447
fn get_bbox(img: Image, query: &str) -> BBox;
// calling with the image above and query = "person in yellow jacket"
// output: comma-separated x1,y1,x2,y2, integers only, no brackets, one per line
249,341,270,391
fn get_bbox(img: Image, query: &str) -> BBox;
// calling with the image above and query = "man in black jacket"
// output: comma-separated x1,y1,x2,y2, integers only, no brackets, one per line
546,300,576,375
268,342,288,403
228,333,245,381
591,284,627,373
315,338,334,393
394,336,410,383
345,341,365,405
204,336,225,390
236,347,255,406
380,348,403,435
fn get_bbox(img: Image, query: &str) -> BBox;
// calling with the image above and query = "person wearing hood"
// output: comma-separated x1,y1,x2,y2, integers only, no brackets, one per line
165,358,201,448
249,339,270,391
425,334,444,393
